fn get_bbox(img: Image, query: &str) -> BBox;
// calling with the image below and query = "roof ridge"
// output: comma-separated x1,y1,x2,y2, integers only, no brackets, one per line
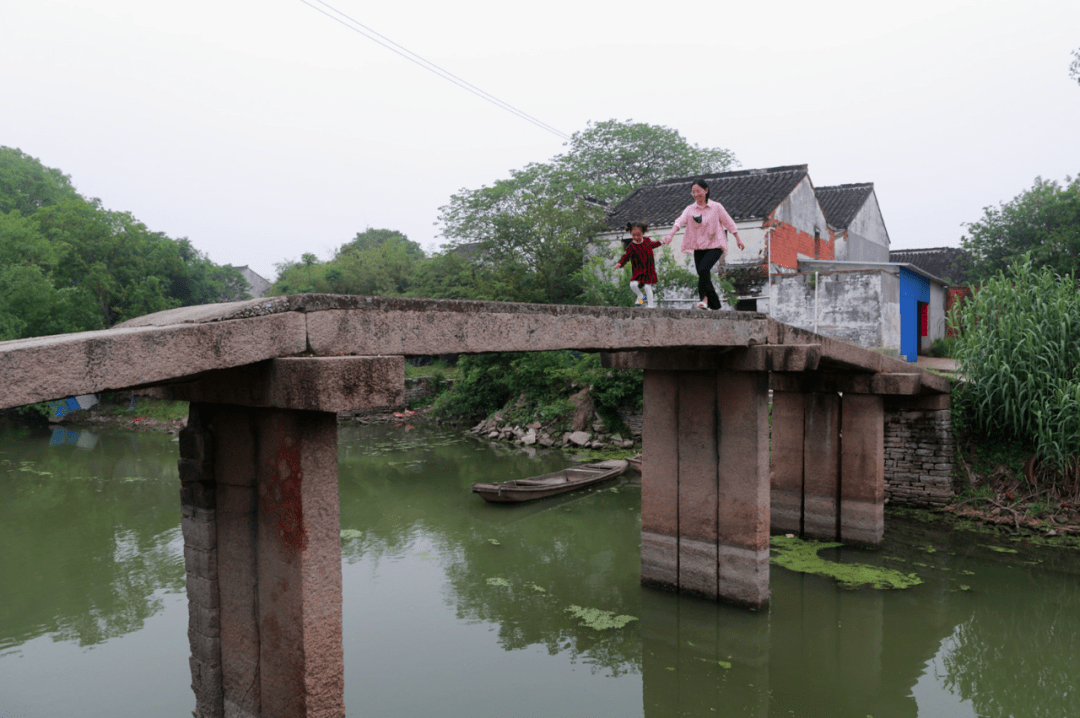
655,164,809,186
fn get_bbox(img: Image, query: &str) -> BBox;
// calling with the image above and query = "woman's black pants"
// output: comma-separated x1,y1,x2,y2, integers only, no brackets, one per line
694,248,725,309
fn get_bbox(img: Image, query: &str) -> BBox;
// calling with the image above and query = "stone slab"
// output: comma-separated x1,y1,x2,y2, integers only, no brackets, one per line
0,313,307,410
167,357,404,412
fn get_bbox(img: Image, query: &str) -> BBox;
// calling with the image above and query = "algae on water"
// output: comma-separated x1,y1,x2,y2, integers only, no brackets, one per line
565,604,638,630
769,535,922,590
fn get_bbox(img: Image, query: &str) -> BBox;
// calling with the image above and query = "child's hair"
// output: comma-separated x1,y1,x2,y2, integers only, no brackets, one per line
622,221,648,247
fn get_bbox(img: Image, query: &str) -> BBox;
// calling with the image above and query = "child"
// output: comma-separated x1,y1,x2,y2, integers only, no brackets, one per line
616,222,662,308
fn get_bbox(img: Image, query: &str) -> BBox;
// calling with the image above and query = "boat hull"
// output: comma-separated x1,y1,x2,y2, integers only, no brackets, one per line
471,460,628,504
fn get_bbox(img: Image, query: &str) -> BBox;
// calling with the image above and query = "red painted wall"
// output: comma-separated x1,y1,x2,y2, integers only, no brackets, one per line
764,218,835,270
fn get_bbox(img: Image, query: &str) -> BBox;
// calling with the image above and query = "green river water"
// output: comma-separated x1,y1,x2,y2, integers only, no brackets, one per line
1,421,1078,718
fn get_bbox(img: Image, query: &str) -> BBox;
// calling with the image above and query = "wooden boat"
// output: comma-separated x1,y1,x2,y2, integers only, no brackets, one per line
626,454,641,473
471,459,629,503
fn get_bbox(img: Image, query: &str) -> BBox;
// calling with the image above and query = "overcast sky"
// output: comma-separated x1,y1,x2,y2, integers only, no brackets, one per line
5,0,1079,281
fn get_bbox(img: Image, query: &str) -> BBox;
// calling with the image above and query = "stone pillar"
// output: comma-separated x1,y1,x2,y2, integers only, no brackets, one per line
171,357,404,718
716,371,771,608
179,405,224,718
767,377,889,547
641,371,680,592
641,367,771,609
802,392,841,540
183,405,345,718
840,394,885,545
769,391,805,534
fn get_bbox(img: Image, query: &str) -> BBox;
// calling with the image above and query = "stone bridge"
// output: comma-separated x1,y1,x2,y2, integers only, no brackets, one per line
0,295,950,718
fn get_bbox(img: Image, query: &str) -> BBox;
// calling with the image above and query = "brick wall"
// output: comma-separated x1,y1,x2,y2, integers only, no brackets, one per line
765,218,835,270
883,400,955,507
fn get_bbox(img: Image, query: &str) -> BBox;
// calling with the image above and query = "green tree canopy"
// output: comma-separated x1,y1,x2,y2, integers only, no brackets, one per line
960,174,1080,281
271,228,426,297
437,119,738,305
0,147,80,216
0,146,249,339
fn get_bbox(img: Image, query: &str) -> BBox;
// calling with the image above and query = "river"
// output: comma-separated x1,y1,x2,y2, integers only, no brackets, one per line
1,421,1077,717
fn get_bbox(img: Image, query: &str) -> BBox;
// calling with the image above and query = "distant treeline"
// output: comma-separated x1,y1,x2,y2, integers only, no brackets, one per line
0,146,249,340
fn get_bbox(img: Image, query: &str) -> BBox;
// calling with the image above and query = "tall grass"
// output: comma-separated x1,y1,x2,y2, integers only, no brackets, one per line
953,257,1080,486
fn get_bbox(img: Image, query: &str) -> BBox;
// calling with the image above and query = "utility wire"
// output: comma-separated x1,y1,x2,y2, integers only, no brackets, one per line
299,0,572,141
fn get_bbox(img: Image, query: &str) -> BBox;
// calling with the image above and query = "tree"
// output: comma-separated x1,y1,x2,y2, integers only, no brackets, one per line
960,174,1080,281
556,119,738,205
270,228,426,297
437,119,738,305
0,147,80,215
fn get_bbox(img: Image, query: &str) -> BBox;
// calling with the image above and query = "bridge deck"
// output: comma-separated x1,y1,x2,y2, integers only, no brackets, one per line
0,294,948,410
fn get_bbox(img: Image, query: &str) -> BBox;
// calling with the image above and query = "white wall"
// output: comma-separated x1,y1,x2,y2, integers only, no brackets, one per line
771,269,901,356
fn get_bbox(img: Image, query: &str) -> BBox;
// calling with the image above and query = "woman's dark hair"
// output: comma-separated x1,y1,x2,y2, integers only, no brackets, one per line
692,178,710,201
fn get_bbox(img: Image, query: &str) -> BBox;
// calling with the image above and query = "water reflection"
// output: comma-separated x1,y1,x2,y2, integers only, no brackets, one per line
1,421,1078,718
0,424,184,651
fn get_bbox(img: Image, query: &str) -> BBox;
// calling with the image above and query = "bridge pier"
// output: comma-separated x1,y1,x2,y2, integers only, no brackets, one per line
170,357,403,718
620,350,784,609
769,375,889,546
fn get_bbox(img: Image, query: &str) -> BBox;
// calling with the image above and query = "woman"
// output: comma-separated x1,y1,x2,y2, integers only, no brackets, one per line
662,178,744,309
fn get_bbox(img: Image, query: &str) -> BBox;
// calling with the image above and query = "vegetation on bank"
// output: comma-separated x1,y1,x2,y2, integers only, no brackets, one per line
946,257,1080,530
428,351,642,438
0,147,248,341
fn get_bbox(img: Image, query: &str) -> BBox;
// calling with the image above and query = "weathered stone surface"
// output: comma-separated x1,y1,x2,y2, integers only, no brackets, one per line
1,295,948,412
0,313,306,410
803,392,841,540
253,410,344,718
715,371,771,609
840,394,885,546
164,357,404,413
770,391,805,534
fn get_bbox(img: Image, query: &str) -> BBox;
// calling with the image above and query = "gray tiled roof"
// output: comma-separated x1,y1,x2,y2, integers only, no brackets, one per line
889,247,974,286
816,183,875,230
606,165,809,230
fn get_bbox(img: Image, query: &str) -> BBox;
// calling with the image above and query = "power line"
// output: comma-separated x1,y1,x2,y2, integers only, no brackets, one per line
299,0,572,141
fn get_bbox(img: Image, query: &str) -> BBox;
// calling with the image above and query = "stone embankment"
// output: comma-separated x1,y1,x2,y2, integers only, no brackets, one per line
467,411,639,451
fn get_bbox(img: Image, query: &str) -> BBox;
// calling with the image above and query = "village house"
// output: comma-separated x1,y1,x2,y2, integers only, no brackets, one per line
597,165,954,361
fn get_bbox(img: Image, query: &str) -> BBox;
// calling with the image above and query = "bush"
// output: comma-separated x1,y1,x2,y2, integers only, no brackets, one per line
430,351,642,432
953,256,1080,477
